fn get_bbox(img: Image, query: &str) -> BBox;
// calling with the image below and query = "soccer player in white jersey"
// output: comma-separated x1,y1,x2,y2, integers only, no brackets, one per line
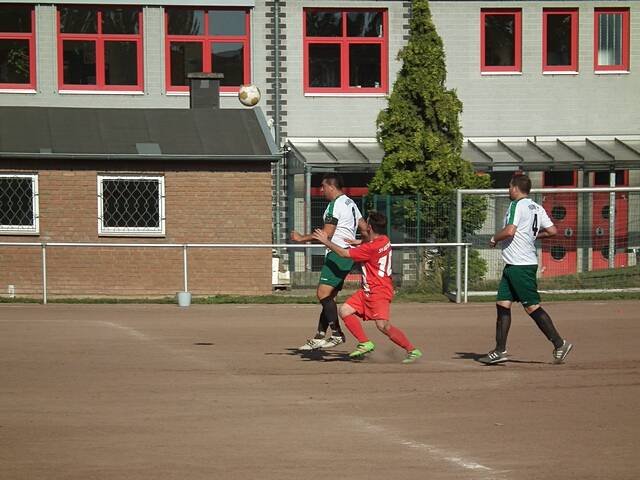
479,174,573,365
291,173,368,351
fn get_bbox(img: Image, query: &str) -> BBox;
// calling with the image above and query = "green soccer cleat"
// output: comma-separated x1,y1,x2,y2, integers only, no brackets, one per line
349,341,375,358
402,349,423,364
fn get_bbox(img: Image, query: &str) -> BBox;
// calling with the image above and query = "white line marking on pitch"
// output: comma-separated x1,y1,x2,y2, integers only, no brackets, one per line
351,418,508,479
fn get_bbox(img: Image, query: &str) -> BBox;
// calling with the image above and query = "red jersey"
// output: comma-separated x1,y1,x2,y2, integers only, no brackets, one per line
348,235,394,300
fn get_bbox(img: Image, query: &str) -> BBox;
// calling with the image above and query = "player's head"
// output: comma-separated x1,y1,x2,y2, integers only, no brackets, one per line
509,174,531,199
320,173,344,200
366,211,387,235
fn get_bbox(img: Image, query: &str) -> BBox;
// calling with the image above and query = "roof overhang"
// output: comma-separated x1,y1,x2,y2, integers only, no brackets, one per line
0,1,255,6
286,136,640,174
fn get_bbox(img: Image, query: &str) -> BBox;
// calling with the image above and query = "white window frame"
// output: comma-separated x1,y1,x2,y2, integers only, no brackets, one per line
0,173,39,235
97,175,165,236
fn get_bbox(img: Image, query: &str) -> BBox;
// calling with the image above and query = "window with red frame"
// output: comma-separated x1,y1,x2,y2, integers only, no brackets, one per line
543,9,578,72
595,8,630,72
0,5,35,89
481,9,521,73
165,8,250,92
304,9,387,94
58,6,143,91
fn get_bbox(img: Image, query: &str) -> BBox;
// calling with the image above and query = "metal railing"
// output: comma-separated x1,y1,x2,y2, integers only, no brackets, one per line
0,241,472,304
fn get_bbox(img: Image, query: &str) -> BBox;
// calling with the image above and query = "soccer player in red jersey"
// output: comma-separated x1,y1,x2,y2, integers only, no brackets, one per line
312,211,423,363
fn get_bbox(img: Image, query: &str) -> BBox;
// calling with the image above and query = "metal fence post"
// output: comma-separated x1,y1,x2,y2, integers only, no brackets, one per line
609,171,616,269
385,195,391,238
305,167,312,272
455,190,462,304
41,243,47,305
183,244,188,292
464,244,469,304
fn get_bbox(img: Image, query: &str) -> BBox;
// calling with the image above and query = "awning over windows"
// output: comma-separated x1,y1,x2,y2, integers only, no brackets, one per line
0,106,279,162
286,136,640,173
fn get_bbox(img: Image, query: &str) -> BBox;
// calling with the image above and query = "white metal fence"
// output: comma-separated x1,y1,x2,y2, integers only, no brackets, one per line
0,241,471,304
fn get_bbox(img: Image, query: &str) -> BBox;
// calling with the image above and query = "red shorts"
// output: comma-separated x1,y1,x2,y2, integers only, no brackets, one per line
345,290,391,321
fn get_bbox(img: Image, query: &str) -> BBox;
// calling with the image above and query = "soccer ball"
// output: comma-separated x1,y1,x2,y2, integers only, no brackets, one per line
238,84,261,107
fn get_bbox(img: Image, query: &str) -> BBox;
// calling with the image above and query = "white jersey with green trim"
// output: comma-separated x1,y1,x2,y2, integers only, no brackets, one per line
501,197,553,265
323,194,362,248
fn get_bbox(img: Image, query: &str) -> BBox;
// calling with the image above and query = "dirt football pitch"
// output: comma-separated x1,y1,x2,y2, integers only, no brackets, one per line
1,300,639,480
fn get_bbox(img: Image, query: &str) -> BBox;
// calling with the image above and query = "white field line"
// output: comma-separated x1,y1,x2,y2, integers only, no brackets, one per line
350,418,509,480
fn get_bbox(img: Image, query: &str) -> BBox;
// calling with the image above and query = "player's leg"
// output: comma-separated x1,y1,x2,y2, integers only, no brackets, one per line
515,266,573,363
317,252,354,341
341,292,375,358
317,284,345,348
479,267,514,364
525,304,573,363
374,318,422,364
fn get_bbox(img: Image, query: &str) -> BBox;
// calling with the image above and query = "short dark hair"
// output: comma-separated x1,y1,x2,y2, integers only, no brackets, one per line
367,211,387,234
321,173,344,190
510,174,531,194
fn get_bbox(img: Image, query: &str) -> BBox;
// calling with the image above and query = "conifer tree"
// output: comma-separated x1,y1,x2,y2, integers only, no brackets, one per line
370,0,489,285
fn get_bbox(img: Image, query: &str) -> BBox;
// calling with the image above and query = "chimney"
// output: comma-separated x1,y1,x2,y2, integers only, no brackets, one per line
188,72,224,109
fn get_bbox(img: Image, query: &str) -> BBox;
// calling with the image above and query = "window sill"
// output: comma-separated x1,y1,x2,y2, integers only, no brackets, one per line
98,232,166,238
480,71,522,76
542,71,579,75
594,70,630,75
0,231,39,236
59,90,145,95
0,88,37,94
304,93,387,97
166,91,238,96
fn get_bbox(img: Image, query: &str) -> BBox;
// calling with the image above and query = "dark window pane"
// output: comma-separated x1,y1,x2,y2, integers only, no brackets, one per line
212,42,243,86
306,11,342,37
103,180,160,229
63,40,96,85
349,44,380,87
347,11,382,37
0,39,30,84
105,41,137,85
594,170,625,186
208,10,245,36
0,178,33,227
102,8,140,35
167,9,204,36
546,14,572,66
0,6,32,33
170,42,202,86
544,171,574,187
60,8,97,34
485,14,515,66
309,44,340,87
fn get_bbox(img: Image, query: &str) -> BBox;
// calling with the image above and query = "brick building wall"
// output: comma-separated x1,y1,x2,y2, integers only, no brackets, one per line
0,161,273,298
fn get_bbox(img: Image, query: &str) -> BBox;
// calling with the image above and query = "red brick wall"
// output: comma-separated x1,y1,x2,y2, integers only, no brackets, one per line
0,161,274,298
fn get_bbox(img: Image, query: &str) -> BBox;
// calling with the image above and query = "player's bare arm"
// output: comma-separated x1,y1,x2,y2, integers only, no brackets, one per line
312,229,351,258
536,225,558,239
291,223,337,243
489,224,517,248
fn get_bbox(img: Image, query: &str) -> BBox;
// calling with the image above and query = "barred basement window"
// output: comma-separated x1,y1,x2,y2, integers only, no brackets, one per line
98,175,165,236
0,174,39,234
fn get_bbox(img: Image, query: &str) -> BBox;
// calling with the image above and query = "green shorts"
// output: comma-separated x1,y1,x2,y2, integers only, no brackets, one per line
496,264,541,307
319,251,354,290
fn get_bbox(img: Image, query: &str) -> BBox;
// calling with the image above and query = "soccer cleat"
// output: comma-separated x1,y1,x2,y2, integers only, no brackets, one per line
478,350,509,364
298,338,326,351
349,341,375,358
402,349,423,364
319,335,346,349
553,340,573,364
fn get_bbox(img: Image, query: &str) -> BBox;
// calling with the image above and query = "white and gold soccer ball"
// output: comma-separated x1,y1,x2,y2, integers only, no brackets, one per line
238,84,261,107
